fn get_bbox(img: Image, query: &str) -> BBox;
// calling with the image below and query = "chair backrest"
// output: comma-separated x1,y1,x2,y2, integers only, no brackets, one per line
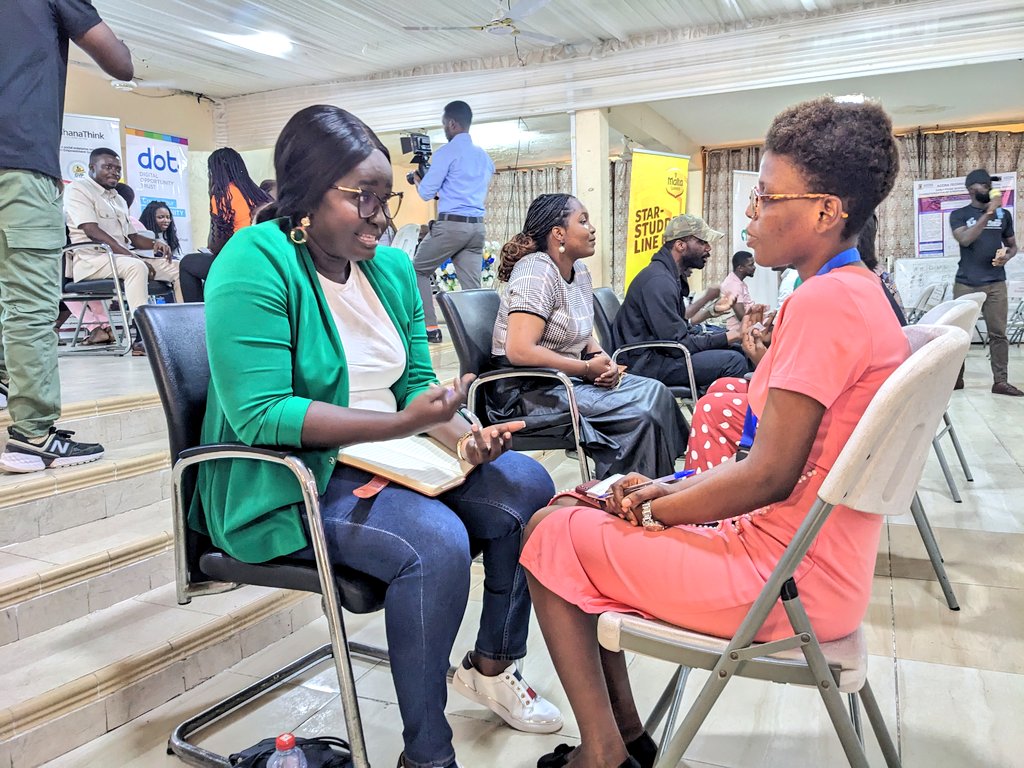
917,298,979,331
134,304,210,461
957,291,986,311
910,282,948,312
436,289,501,378
592,287,621,350
817,324,970,515
389,223,422,258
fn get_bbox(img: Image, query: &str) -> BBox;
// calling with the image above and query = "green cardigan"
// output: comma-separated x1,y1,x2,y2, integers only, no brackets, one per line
192,220,438,563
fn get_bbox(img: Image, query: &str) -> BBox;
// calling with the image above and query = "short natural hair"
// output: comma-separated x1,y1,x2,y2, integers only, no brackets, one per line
732,250,754,269
443,100,473,129
763,97,899,239
89,147,119,163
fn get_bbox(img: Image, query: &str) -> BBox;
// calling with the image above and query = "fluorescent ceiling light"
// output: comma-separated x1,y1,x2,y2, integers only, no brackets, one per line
834,93,866,103
206,31,293,57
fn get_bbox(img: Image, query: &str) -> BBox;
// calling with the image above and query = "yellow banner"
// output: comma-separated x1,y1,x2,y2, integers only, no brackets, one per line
625,150,690,287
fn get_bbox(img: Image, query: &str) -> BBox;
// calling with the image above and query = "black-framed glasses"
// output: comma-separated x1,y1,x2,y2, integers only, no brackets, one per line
748,187,836,220
331,185,403,221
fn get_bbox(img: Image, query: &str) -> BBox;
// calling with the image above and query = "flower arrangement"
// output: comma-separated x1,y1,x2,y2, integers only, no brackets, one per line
434,240,500,292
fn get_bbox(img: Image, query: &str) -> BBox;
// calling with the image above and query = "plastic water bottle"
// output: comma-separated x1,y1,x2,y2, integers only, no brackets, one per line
266,733,308,768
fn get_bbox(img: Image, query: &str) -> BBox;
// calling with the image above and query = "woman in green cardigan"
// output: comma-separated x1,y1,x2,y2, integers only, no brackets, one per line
195,105,561,768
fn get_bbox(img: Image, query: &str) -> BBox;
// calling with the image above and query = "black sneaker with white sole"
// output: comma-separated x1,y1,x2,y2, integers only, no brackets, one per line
0,427,104,473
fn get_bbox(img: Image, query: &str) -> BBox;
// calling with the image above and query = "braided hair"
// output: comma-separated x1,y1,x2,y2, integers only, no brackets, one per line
139,200,181,255
498,193,575,282
208,147,272,240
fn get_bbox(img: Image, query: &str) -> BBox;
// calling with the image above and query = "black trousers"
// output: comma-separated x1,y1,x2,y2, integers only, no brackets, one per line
178,252,216,303
657,348,750,391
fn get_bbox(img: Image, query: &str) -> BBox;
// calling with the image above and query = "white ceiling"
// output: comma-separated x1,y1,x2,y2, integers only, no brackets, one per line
85,0,873,97
80,0,1024,161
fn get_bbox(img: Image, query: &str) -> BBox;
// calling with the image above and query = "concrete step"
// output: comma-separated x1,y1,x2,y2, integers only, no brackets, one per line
0,582,321,768
0,433,170,547
0,393,166,449
0,500,174,646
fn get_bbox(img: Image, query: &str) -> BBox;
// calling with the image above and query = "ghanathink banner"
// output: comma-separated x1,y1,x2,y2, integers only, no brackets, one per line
59,113,120,184
625,150,689,287
125,127,193,253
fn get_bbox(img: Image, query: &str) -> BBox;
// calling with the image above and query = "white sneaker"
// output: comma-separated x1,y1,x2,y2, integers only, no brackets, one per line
451,652,563,734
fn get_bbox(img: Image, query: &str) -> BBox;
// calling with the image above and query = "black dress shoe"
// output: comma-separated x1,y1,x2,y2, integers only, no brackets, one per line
426,327,443,344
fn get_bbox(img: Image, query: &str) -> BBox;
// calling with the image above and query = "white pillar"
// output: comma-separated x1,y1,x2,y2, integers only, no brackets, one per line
572,108,610,287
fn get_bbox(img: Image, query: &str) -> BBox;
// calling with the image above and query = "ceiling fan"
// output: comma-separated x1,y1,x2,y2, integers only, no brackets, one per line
402,0,564,46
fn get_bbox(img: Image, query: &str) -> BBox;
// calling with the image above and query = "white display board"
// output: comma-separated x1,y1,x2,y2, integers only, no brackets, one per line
731,170,777,307
914,172,1017,258
59,113,120,184
125,127,193,253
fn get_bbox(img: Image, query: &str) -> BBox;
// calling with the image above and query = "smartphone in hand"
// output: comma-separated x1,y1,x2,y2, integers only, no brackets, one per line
584,473,625,499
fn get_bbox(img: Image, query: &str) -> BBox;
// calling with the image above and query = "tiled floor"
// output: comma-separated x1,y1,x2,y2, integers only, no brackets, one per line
48,342,1024,768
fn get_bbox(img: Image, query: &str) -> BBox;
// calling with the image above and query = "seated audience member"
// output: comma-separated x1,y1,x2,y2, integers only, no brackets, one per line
178,147,271,302
140,200,182,257
259,178,277,199
775,263,799,305
197,105,561,768
718,250,756,332
612,214,750,393
489,193,687,479
859,212,905,324
64,148,181,350
521,96,908,768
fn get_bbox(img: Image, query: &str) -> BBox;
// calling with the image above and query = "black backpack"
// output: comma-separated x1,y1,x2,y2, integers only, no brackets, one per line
229,735,353,768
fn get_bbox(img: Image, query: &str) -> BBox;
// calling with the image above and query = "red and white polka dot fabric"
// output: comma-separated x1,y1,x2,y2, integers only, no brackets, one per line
684,377,749,473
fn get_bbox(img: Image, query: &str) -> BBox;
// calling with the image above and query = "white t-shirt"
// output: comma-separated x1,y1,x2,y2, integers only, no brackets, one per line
317,264,406,413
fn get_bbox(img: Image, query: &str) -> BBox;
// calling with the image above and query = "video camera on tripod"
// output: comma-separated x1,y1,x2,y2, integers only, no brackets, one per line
402,132,432,185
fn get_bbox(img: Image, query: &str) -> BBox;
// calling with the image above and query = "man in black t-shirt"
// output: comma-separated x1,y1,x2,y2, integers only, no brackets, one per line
948,168,1020,396
0,1,133,471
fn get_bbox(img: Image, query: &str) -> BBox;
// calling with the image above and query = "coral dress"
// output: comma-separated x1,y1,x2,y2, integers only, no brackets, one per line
520,267,910,642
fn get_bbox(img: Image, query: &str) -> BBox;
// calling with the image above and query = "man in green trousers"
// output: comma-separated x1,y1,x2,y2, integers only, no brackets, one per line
0,1,133,472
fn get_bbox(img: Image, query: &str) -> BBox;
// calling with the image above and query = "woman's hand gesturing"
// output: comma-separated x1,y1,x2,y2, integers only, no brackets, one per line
458,421,526,466
402,375,474,433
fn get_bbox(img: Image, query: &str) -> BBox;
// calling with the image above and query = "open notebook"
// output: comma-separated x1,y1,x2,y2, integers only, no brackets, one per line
339,435,474,497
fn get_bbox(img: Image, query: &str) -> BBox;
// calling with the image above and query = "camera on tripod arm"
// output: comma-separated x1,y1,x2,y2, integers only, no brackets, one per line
402,132,433,185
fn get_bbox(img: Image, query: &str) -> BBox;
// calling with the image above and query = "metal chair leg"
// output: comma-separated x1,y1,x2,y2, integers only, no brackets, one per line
848,692,863,744
657,666,691,752
859,680,902,768
931,437,962,503
910,493,959,610
942,412,973,482
643,666,682,736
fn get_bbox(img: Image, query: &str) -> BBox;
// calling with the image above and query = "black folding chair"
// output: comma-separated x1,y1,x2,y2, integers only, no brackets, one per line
437,289,592,482
592,286,698,405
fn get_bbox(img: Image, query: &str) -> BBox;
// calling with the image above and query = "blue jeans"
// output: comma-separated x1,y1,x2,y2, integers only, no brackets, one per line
297,451,554,768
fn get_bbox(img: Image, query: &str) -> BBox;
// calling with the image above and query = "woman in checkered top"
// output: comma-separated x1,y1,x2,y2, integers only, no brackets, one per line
489,193,688,478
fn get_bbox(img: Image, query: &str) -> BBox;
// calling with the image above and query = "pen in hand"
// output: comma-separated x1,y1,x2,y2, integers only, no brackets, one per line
621,469,696,497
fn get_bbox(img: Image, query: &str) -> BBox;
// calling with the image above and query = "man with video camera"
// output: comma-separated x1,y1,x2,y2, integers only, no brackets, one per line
412,100,495,343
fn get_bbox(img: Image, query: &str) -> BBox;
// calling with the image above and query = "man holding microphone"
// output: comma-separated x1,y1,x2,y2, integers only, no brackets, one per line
413,101,494,343
949,168,1019,395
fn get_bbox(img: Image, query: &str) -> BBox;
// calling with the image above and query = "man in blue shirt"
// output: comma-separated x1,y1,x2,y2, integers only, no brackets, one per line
413,101,495,343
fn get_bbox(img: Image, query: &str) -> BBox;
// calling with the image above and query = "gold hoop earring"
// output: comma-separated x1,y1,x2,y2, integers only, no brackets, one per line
290,215,311,244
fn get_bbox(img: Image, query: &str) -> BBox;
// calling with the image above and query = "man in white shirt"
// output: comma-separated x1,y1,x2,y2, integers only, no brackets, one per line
64,148,182,323
718,250,756,333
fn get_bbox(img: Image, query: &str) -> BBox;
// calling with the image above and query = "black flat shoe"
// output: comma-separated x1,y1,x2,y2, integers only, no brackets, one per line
538,733,657,768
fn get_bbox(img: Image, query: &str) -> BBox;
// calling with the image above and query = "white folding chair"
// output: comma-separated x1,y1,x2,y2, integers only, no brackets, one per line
1008,299,1024,347
904,282,949,324
916,299,981,504
598,324,970,768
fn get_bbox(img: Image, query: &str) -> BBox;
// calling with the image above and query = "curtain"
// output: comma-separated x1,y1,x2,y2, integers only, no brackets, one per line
485,166,573,253
701,146,762,286
610,157,632,293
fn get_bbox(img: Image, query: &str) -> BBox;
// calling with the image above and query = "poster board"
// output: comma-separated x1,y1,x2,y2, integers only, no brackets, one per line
625,150,690,287
59,113,120,184
731,170,777,307
125,127,193,253
914,172,1017,259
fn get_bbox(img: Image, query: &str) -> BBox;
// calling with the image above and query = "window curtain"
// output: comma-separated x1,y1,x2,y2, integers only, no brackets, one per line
485,166,573,252
701,146,762,286
610,157,632,293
